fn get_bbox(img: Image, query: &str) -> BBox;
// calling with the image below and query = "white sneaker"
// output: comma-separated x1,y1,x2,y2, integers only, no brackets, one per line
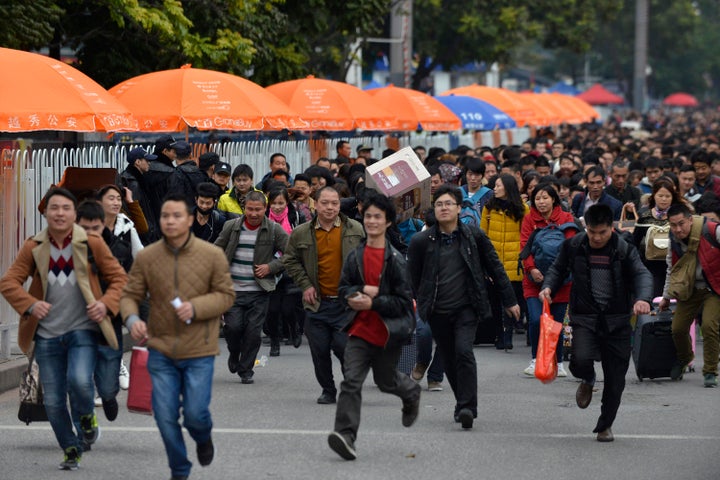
557,363,568,377
523,359,536,376
94,395,102,407
119,360,130,390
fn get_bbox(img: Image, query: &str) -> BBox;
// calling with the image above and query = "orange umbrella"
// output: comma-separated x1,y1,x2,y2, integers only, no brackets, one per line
0,47,136,132
556,94,601,121
109,65,307,132
518,93,561,126
441,84,537,126
366,85,461,131
529,93,589,125
266,76,398,131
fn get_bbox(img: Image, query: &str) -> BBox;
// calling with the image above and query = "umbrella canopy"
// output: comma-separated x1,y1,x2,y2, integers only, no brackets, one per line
266,76,397,131
109,65,307,132
0,47,136,132
663,92,699,107
433,94,516,130
367,85,461,131
576,84,624,105
440,85,537,126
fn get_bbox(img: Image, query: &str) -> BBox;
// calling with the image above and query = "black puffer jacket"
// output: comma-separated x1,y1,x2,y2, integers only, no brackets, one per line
407,223,516,322
338,240,415,348
542,232,653,332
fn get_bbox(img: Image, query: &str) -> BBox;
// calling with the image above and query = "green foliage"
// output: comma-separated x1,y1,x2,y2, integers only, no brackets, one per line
0,1,63,50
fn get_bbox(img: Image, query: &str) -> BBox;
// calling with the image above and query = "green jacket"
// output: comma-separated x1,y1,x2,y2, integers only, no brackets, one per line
214,216,289,292
282,213,365,312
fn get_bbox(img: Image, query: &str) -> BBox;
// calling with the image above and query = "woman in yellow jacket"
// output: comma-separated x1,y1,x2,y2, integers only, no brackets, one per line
481,174,529,350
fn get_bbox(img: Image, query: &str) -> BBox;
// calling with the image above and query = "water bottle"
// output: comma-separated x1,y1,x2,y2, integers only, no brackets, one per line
254,355,268,367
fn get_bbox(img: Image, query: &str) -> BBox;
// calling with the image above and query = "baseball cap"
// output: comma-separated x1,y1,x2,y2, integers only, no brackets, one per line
170,140,192,156
214,162,231,176
127,147,157,163
154,134,176,152
356,144,373,153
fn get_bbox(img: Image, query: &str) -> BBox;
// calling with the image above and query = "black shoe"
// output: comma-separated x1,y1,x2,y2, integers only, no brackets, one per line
401,386,421,427
102,397,118,422
80,413,100,445
197,436,214,466
328,432,357,460
293,334,302,348
317,392,336,404
457,408,474,429
240,375,254,384
670,361,687,381
228,355,240,374
269,344,280,357
596,428,614,442
576,381,594,409
170,476,188,480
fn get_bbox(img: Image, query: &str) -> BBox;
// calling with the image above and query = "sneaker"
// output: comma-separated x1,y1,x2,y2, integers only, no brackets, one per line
411,363,428,382
58,446,81,470
523,359,536,376
80,413,100,445
94,395,102,407
670,361,687,381
327,431,357,460
557,363,568,378
118,360,130,390
102,397,119,422
427,381,443,392
704,373,718,388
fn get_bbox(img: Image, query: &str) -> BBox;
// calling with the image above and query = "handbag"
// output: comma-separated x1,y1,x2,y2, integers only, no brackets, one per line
127,345,153,415
644,224,670,260
535,298,563,384
18,350,48,425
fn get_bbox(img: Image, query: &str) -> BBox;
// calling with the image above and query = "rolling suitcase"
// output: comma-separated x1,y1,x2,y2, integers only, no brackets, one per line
633,310,677,381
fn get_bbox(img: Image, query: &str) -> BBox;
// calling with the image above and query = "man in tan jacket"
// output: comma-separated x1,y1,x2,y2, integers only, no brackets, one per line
0,187,127,470
121,192,234,480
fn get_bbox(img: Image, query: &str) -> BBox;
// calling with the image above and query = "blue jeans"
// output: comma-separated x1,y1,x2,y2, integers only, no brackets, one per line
527,297,566,362
95,324,123,401
34,329,98,451
415,316,444,382
147,349,215,477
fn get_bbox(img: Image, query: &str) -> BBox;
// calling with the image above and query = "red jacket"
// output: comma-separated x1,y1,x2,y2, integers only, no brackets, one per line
520,205,577,302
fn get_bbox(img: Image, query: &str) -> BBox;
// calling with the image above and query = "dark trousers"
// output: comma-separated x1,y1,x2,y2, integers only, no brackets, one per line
305,299,348,396
334,336,420,443
265,288,303,344
224,291,270,378
429,307,478,416
569,323,632,433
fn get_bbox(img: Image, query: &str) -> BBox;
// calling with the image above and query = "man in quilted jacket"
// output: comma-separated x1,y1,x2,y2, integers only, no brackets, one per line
121,192,234,480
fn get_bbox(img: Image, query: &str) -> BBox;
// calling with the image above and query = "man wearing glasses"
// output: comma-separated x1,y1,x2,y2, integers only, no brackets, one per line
407,185,520,429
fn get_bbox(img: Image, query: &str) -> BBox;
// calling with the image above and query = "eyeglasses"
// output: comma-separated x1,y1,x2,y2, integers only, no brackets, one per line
434,201,458,208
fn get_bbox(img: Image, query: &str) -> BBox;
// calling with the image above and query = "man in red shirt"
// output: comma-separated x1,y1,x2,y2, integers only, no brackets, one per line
328,192,420,461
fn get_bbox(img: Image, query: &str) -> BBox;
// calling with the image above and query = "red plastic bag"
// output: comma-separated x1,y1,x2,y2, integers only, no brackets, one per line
127,346,153,415
535,298,563,384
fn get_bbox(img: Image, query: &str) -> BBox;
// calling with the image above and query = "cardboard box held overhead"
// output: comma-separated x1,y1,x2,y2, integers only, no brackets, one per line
364,146,430,223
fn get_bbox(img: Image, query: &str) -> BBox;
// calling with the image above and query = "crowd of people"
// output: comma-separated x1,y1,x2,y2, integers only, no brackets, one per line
1,111,720,477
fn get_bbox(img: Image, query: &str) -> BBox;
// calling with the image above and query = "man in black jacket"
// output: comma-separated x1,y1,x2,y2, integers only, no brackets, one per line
120,147,156,243
407,184,519,430
168,141,208,206
328,192,420,461
144,135,177,242
540,204,652,442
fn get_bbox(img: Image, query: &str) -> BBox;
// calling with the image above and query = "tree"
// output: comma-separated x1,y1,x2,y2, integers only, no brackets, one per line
0,1,63,50
411,0,623,90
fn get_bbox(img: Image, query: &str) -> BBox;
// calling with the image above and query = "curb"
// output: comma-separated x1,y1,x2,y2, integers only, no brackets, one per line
0,331,134,395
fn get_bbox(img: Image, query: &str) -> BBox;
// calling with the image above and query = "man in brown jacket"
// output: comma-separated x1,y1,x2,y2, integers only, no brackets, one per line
121,192,234,480
0,187,127,471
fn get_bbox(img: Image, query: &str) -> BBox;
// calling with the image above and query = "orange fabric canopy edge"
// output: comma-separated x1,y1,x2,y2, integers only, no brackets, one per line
367,85,461,131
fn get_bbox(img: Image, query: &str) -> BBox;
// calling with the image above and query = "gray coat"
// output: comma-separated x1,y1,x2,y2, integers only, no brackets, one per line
215,216,289,292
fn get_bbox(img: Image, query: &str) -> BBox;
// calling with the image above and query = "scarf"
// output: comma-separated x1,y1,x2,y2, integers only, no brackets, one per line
653,206,669,220
269,206,292,234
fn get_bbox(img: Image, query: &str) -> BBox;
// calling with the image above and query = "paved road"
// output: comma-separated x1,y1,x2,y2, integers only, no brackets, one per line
0,335,717,480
